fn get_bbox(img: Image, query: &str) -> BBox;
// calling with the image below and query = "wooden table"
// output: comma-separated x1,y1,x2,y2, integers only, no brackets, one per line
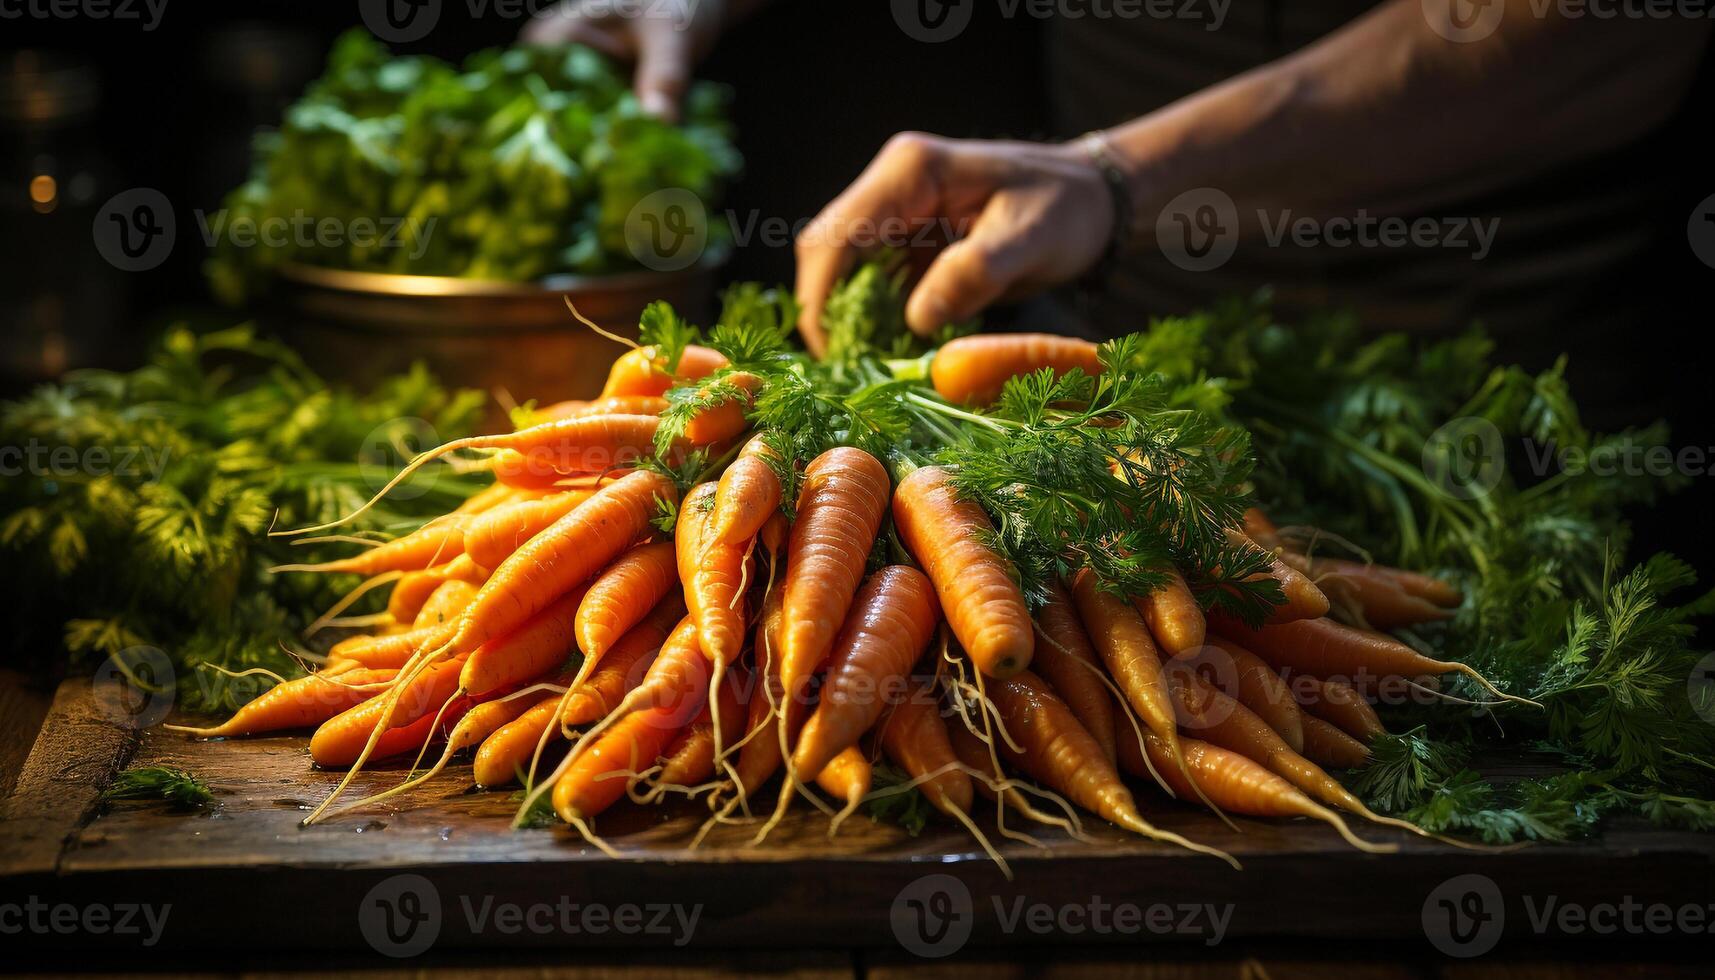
3,676,1711,977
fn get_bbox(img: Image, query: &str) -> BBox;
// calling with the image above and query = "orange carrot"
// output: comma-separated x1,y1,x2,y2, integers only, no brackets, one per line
1129,733,1388,852
814,744,873,832
1032,581,1117,762
167,666,396,739
412,579,479,630
1300,715,1374,769
1295,675,1387,742
1242,507,1281,550
708,436,782,550
453,481,525,515
1135,569,1205,657
654,669,749,792
989,670,1235,865
878,687,973,818
1211,616,1531,704
460,586,585,697
552,703,690,822
1070,569,1181,774
464,489,596,571
387,555,489,625
677,482,750,666
601,343,728,398
893,465,1032,678
1164,671,1380,820
930,333,1103,406
328,622,454,671
1205,635,1306,753
779,447,891,713
308,657,468,767
730,586,787,805
1225,530,1329,623
793,566,940,782
684,371,761,447
474,697,562,788
575,541,678,660
448,470,677,656
563,596,682,727
1302,557,1459,629
271,518,469,576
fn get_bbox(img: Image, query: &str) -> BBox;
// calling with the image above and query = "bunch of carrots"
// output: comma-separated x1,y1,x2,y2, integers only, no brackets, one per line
174,305,1530,870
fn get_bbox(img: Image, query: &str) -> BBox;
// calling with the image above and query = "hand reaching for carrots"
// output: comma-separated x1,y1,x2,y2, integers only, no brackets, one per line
794,134,1114,357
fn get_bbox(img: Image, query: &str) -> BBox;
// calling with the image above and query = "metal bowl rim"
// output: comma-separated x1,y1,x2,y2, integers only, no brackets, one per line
277,257,721,299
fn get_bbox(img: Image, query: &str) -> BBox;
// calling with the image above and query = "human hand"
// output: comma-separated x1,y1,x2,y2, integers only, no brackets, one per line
522,0,723,121
794,133,1114,357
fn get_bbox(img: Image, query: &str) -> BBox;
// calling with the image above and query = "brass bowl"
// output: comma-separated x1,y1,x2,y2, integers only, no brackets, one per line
270,262,718,415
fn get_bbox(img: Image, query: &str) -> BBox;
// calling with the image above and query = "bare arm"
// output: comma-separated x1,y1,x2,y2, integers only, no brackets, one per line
794,0,1711,351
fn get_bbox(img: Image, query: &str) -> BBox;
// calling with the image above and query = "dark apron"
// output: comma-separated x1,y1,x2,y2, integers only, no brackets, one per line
1044,4,1704,428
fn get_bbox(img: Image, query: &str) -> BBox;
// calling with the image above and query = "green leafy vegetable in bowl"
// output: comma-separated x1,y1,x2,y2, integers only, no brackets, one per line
206,30,739,304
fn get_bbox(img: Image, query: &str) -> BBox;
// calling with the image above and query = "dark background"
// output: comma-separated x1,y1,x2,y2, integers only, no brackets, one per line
3,0,1709,566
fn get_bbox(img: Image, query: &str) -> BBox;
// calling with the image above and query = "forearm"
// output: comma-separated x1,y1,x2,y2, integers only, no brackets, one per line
1102,0,1711,225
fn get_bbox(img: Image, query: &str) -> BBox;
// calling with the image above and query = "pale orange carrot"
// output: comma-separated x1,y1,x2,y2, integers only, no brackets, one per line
677,482,750,666
327,622,454,671
1300,715,1374,769
878,686,973,818
988,670,1235,865
1295,675,1387,742
779,447,891,716
1211,616,1532,705
815,744,873,833
601,343,728,398
412,579,479,630
793,566,940,782
930,333,1103,406
460,586,585,697
464,489,596,571
1032,580,1117,762
166,666,396,739
387,555,490,625
1205,635,1306,753
575,540,678,660
1135,569,1205,656
708,436,782,550
893,465,1032,678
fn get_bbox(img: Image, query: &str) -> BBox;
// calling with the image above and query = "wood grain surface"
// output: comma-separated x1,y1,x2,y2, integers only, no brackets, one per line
2,678,1712,964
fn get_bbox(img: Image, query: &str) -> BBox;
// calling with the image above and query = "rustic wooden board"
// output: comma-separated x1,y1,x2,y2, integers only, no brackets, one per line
3,678,1713,958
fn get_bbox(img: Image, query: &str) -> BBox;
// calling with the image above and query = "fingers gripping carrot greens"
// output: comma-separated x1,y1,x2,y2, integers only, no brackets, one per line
169,258,1711,856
